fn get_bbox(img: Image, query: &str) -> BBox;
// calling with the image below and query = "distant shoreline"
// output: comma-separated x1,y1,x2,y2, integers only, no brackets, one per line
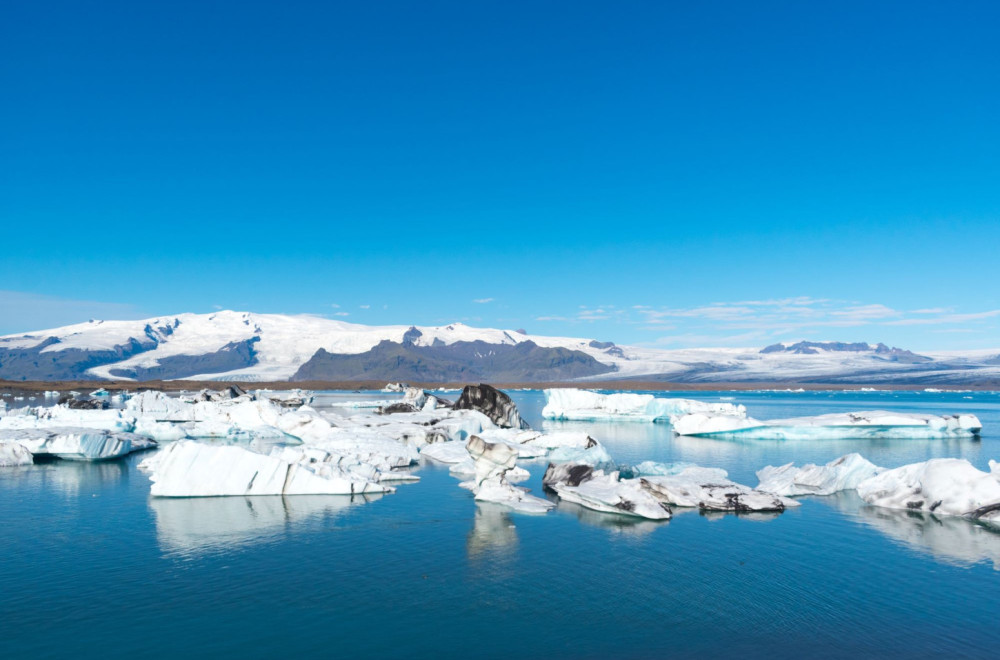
1,378,995,395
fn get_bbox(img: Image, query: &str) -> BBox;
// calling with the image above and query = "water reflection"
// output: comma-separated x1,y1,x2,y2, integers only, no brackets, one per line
150,494,380,556
1,460,130,497
556,500,664,537
824,491,1000,570
466,502,519,559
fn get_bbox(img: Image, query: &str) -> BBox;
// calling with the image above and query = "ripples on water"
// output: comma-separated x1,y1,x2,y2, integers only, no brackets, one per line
1,389,999,658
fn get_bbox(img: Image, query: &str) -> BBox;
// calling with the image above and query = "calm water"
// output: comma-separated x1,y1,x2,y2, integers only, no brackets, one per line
2,389,999,659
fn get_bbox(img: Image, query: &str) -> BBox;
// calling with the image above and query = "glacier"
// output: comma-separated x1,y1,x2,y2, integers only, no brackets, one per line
672,410,982,440
542,388,746,423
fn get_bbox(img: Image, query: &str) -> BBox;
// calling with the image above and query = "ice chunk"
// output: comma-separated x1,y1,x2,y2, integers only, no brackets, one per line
542,388,746,423
640,467,797,512
0,405,136,432
673,410,982,439
146,440,392,497
856,458,1000,524
420,441,471,464
453,384,528,429
460,435,553,514
0,440,33,466
756,453,881,496
543,463,672,520
0,427,156,461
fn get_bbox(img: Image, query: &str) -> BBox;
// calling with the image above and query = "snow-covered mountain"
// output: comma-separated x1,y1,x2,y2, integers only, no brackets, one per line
1,311,999,384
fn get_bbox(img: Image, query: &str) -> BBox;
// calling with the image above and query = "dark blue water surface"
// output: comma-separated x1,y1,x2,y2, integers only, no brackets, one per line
2,389,999,659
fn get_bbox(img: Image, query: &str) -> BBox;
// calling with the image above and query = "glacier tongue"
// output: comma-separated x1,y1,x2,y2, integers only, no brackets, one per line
673,410,982,440
542,388,746,423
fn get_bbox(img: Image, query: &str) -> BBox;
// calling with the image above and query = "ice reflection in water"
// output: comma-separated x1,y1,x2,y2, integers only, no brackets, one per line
150,493,382,556
466,502,519,559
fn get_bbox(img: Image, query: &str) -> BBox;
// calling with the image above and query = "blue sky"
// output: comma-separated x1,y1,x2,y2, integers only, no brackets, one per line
2,1,998,349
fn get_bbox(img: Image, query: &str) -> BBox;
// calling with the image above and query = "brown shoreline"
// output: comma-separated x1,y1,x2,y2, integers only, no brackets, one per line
2,378,995,394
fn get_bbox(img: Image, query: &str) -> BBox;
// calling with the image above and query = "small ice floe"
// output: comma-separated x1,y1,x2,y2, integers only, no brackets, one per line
459,435,553,514
543,464,672,520
43,390,61,398
672,410,982,440
856,458,1000,526
90,388,110,397
144,440,392,497
638,467,797,512
756,453,882,496
382,382,408,392
542,388,746,423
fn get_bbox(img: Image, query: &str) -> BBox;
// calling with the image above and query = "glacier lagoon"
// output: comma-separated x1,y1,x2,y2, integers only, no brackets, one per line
2,389,1000,658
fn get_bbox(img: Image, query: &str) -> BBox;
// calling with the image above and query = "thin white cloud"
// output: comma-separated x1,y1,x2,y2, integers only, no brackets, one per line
333,312,350,317
359,304,370,310
472,298,494,304
331,303,340,309
0,290,146,335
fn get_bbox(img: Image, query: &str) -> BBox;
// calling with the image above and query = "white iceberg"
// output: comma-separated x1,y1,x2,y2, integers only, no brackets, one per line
0,405,136,432
542,388,746,423
145,440,392,497
0,440,33,466
856,458,1000,524
543,463,672,520
420,441,472,464
756,453,882,496
0,427,156,461
672,410,982,440
640,467,798,512
460,435,553,514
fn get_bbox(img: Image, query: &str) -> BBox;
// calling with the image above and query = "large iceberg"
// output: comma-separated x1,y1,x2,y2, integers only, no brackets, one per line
856,458,1000,525
145,440,392,497
756,453,882,496
542,388,746,423
672,410,982,440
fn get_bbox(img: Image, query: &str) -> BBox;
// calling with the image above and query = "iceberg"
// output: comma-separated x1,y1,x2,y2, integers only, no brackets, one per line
542,388,746,423
453,384,529,429
672,410,982,440
640,467,798,512
543,463,672,520
145,440,392,497
0,427,156,461
460,435,553,514
856,458,1000,525
756,453,882,496
0,405,136,432
0,440,33,466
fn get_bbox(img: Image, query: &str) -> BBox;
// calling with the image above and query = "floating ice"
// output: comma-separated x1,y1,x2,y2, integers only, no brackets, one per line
145,440,392,497
543,463,672,520
460,435,553,514
0,440,33,466
756,453,882,496
672,410,982,440
640,467,798,512
0,406,136,432
542,388,746,423
856,458,1000,525
0,427,155,461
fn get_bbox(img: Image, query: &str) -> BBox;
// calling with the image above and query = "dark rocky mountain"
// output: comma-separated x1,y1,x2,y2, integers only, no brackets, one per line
291,340,616,383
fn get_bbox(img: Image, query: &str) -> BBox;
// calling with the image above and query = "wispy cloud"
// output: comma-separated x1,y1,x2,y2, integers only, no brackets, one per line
473,298,494,304
333,312,350,317
0,290,146,335
359,304,370,310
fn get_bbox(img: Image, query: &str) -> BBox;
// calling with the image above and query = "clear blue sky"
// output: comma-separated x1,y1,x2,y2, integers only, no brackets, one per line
2,1,998,349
